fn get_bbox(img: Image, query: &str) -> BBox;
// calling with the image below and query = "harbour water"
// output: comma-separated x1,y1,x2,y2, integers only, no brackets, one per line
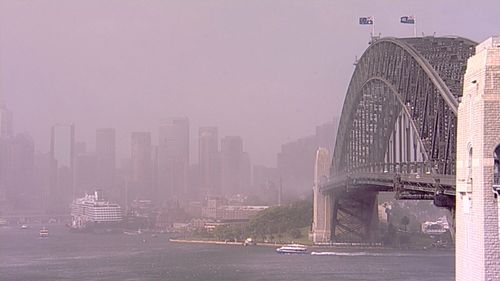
0,225,454,281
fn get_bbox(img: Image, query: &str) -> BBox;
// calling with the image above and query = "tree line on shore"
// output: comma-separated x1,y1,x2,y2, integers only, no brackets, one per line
194,200,312,243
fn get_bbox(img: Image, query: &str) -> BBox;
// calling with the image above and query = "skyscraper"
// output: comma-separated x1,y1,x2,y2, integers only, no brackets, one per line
0,87,13,139
130,132,152,203
95,128,116,192
49,124,75,213
158,118,189,203
0,90,13,211
0,108,13,139
9,133,35,211
220,136,250,196
74,144,96,198
277,118,338,196
199,127,220,197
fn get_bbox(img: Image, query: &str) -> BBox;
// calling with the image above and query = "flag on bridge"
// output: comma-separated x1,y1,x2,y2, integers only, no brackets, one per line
359,16,374,25
400,16,415,24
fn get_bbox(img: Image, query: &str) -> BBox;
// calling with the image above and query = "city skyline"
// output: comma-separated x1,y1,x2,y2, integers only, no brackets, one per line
1,1,498,167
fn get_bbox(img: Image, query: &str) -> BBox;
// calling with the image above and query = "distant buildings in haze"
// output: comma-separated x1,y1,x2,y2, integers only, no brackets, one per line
158,118,189,203
49,124,75,213
277,118,338,197
95,128,116,192
198,127,220,197
220,136,251,196
130,132,153,204
0,99,339,215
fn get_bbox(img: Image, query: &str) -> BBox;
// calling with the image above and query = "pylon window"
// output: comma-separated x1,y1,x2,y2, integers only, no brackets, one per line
493,145,500,192
467,146,473,184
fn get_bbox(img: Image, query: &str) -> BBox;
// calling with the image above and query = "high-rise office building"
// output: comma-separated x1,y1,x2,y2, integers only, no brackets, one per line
0,92,13,211
220,136,250,195
199,127,220,197
253,165,279,204
74,148,96,198
277,118,338,196
96,128,116,192
35,152,52,212
130,132,152,203
49,124,75,213
9,133,35,211
240,152,251,194
0,108,13,139
0,136,12,213
158,118,189,203
0,88,13,139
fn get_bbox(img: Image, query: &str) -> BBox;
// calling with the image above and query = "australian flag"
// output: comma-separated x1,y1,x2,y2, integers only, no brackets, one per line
359,17,374,25
400,16,415,24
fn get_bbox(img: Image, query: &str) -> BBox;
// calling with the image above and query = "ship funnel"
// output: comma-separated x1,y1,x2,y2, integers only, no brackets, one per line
94,190,104,201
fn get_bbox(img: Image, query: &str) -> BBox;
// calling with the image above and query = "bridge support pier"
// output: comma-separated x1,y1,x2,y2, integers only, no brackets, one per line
312,188,332,243
456,37,500,281
312,148,332,244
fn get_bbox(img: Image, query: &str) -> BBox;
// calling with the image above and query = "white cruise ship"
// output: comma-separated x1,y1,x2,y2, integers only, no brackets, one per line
70,191,123,233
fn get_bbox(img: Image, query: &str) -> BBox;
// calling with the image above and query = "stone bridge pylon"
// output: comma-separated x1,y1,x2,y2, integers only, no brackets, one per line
455,36,500,281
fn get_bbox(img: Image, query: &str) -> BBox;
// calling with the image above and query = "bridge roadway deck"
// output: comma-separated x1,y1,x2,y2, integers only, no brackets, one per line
320,171,456,198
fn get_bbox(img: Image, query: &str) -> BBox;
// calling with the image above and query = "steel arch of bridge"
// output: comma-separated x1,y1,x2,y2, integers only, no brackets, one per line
322,36,477,242
332,36,476,178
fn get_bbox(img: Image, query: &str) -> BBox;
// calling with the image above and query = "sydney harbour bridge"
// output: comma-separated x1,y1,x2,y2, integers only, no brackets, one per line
312,36,477,243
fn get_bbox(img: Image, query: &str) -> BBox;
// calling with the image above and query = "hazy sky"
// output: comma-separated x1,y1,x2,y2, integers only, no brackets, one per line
0,0,498,166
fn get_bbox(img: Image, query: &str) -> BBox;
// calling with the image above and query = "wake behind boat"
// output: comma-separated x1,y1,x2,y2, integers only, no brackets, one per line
276,244,308,254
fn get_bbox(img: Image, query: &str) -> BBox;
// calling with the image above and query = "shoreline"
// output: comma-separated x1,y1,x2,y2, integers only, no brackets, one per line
169,238,286,247
169,238,453,252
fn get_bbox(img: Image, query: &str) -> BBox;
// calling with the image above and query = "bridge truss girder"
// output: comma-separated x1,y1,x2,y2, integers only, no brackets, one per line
331,190,378,242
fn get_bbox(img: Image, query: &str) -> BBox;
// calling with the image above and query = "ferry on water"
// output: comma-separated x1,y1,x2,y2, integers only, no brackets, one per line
70,190,124,233
276,244,308,254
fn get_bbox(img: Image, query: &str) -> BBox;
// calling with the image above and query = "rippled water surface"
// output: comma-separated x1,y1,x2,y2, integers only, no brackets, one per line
0,225,454,281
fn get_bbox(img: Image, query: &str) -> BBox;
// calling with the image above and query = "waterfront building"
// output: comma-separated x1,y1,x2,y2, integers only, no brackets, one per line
200,197,268,221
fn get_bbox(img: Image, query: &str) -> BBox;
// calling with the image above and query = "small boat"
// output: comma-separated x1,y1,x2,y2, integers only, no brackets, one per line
276,244,308,254
39,227,49,238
